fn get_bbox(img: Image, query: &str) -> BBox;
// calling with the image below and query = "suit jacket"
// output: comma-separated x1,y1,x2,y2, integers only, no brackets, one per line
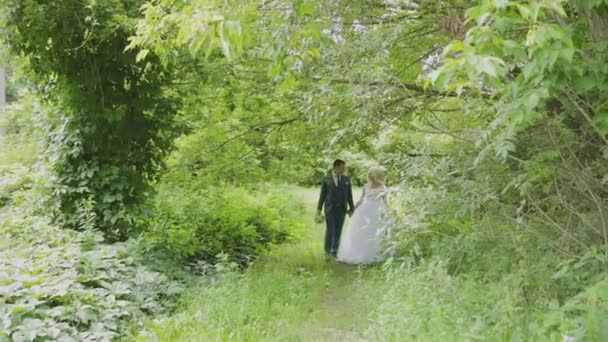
317,174,355,213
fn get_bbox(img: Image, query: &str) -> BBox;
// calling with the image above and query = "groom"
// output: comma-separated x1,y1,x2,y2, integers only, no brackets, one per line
316,159,355,257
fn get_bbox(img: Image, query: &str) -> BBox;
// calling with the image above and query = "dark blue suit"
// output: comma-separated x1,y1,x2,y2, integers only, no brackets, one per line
317,174,355,256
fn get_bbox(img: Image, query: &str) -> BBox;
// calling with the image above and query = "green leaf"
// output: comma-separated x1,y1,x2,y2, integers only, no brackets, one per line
594,99,608,135
474,55,504,78
278,72,297,93
495,0,509,10
135,49,149,63
297,2,315,17
446,41,467,53
540,0,567,17
307,47,320,59
515,4,532,20
465,5,485,23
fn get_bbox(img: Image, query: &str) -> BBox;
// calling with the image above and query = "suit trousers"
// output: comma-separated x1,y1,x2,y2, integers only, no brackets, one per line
325,207,346,255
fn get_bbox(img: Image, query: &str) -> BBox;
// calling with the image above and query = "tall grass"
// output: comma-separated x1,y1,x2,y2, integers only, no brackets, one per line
135,187,607,342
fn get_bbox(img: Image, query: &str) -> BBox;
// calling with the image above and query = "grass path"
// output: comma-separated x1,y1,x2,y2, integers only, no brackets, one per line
134,188,596,341
137,188,384,341
259,187,376,341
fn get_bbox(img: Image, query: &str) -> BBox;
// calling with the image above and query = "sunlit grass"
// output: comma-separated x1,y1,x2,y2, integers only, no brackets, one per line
135,187,377,342
134,186,601,342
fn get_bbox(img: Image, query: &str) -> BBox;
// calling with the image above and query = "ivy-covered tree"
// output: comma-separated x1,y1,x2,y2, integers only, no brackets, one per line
0,0,179,240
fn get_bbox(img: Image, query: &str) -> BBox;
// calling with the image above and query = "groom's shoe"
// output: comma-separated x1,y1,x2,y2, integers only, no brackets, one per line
324,250,336,260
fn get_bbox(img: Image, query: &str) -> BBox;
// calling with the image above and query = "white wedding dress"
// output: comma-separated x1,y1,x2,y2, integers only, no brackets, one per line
337,184,390,265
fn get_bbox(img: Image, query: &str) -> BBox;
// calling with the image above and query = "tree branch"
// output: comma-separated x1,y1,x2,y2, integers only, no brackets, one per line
311,76,488,99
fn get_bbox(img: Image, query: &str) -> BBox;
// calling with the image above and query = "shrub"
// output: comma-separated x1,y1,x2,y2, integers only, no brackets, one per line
0,165,33,208
0,93,41,208
0,206,183,341
378,153,608,340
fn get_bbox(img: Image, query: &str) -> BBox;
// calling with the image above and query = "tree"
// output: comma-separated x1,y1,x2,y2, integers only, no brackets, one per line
0,0,179,240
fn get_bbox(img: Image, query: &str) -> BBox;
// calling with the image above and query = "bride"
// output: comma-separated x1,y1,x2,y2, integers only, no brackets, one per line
337,167,391,265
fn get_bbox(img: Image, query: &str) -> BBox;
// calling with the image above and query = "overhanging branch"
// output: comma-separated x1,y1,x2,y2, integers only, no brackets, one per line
311,76,489,99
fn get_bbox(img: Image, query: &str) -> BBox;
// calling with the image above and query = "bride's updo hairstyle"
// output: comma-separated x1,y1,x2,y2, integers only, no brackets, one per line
367,167,385,184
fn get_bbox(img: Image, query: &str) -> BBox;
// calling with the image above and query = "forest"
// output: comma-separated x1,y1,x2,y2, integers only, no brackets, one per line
0,0,607,341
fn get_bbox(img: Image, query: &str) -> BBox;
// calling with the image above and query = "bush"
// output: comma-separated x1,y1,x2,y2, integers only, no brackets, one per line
0,165,34,208
0,94,190,341
146,184,305,266
363,259,608,341
0,92,41,205
0,206,183,341
379,157,608,340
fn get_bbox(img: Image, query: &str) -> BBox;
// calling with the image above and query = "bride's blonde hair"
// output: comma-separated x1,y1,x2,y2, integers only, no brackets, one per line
367,166,385,184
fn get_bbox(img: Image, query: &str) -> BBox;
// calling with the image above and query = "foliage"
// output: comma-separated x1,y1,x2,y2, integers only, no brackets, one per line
128,0,255,64
1,0,608,340
380,177,608,339
363,259,608,341
0,92,42,209
0,201,183,341
0,90,312,340
136,248,330,341
127,0,386,187
1,111,185,341
0,0,180,240
146,180,305,266
137,188,608,341
136,192,360,342
427,0,608,257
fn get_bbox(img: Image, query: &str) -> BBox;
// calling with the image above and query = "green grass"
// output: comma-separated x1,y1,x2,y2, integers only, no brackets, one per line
134,187,602,341
135,187,383,342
